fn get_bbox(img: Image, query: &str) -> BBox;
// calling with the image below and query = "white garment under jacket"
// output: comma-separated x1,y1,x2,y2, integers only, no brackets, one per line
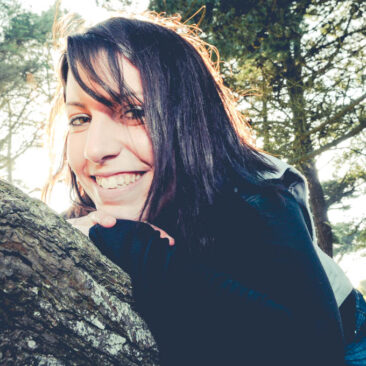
262,154,353,307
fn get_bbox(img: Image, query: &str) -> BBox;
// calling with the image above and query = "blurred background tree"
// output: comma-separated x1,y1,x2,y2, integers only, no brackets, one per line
0,0,55,188
149,0,366,256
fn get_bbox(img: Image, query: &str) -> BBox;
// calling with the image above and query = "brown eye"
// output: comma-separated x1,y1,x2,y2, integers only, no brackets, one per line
123,105,145,125
69,115,91,127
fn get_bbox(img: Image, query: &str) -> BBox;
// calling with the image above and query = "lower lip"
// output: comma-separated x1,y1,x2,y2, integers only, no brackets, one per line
93,173,147,201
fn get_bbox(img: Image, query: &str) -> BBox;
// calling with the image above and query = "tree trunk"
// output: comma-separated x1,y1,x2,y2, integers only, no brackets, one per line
301,160,333,257
285,35,334,257
0,179,159,365
6,105,13,184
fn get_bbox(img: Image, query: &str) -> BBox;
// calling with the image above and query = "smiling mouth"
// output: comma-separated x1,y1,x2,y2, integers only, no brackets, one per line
92,172,145,189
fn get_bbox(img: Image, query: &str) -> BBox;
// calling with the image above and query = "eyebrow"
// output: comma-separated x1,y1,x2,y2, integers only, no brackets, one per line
66,94,144,109
65,101,86,108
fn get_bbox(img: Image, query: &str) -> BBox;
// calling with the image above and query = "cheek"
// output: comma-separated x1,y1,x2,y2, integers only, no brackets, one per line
137,130,154,166
66,133,86,173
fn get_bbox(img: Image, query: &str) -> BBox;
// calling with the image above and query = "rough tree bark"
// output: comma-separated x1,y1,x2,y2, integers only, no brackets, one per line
301,161,334,257
284,33,334,257
0,179,159,365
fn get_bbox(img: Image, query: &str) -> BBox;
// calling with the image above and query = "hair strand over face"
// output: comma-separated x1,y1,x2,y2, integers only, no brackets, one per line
47,12,278,251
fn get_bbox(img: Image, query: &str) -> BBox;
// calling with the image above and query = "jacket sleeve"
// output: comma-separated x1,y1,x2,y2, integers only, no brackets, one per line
241,189,346,359
88,221,296,365
88,210,345,366
88,220,291,315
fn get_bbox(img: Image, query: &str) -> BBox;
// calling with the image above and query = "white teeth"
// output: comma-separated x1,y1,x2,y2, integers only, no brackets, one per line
116,174,125,186
95,173,143,189
109,176,117,188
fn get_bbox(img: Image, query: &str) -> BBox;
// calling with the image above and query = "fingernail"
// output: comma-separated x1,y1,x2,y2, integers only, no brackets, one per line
102,216,116,227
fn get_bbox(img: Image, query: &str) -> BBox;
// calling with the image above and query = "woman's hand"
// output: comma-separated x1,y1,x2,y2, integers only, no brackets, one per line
67,210,116,237
67,210,175,245
143,222,175,245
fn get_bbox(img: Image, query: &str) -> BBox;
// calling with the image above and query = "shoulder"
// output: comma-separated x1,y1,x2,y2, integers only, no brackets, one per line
226,154,315,244
219,172,314,256
225,162,304,222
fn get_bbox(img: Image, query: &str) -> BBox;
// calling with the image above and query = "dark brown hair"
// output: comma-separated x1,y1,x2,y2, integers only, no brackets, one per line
46,13,277,249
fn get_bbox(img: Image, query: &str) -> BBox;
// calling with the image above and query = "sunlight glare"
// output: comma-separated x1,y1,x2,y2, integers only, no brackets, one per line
16,0,150,213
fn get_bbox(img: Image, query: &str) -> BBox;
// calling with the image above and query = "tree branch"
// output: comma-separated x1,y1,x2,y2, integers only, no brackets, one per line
298,92,366,143
291,117,366,164
0,180,159,365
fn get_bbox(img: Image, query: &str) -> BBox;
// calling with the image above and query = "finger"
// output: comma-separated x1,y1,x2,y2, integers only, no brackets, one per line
145,222,175,246
73,225,90,236
159,232,175,246
67,216,93,226
91,210,116,228
87,211,99,225
100,215,116,227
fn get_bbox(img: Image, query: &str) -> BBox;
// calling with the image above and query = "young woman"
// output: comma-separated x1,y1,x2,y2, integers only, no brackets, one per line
51,13,365,366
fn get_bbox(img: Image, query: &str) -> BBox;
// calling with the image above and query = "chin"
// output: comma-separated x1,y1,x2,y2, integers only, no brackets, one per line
96,203,143,221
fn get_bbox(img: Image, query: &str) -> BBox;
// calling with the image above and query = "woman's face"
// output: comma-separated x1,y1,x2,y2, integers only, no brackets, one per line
65,56,154,220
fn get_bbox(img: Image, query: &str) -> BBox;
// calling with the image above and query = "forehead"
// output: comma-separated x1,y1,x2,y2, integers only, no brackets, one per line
118,56,144,96
65,53,144,103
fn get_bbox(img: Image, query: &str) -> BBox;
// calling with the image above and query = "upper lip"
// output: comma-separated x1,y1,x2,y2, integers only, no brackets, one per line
90,171,146,178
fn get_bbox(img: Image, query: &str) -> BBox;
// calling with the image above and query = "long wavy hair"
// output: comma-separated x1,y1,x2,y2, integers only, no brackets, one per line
46,12,278,250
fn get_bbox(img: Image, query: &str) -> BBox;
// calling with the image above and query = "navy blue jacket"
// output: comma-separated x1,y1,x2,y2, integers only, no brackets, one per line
89,186,345,366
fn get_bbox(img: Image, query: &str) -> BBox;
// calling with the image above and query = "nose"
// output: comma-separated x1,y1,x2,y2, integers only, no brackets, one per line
84,112,122,163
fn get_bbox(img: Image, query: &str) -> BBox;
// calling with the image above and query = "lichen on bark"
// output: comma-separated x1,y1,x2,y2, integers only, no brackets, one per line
0,179,159,365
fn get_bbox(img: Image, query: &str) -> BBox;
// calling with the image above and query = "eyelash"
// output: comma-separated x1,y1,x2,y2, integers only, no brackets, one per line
123,105,145,124
69,115,90,127
68,106,145,127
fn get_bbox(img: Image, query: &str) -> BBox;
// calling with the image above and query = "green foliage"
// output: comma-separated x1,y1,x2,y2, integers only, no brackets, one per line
0,0,56,183
150,0,366,253
321,133,366,211
333,220,366,257
150,0,366,161
94,0,132,11
0,0,54,96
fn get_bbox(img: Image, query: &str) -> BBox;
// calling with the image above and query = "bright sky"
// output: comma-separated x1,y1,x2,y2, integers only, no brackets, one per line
21,0,150,17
